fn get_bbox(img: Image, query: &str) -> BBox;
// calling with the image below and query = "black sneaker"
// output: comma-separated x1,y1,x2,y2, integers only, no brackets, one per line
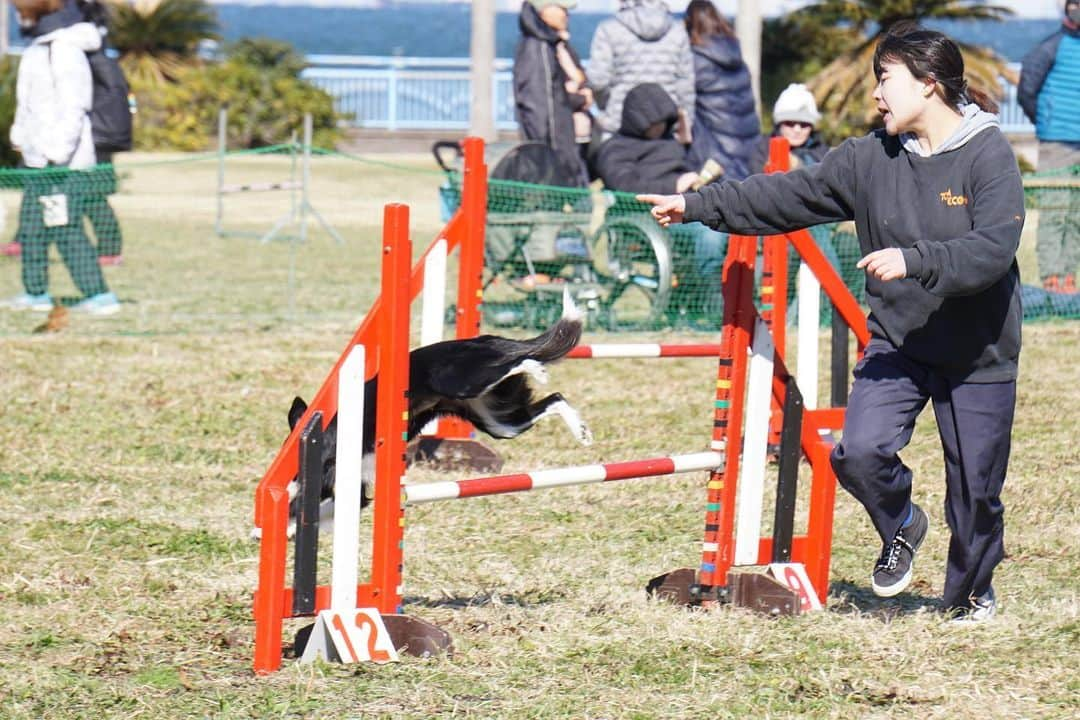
871,503,928,597
948,587,997,624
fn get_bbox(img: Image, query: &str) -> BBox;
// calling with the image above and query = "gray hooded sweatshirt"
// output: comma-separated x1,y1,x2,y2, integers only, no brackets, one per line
683,106,1025,382
588,0,695,135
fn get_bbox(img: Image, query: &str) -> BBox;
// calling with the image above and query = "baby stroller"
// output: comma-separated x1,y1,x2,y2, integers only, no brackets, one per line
434,140,674,330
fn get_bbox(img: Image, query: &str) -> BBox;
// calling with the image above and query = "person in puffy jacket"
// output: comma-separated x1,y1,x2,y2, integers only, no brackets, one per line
588,0,695,139
2,0,118,315
512,0,588,186
684,0,760,181
1018,0,1080,293
595,82,698,195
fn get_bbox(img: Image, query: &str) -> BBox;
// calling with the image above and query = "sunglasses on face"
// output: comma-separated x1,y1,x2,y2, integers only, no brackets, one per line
779,121,813,130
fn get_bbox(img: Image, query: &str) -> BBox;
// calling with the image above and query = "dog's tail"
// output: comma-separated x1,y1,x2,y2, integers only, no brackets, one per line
514,287,583,363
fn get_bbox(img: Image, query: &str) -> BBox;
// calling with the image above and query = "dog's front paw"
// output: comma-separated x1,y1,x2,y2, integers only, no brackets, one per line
578,422,594,446
250,522,297,540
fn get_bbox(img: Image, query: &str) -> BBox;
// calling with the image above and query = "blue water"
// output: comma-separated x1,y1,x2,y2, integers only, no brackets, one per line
6,4,1059,63
208,5,1059,62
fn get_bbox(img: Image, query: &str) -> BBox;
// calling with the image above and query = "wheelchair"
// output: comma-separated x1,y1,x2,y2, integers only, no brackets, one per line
434,140,679,330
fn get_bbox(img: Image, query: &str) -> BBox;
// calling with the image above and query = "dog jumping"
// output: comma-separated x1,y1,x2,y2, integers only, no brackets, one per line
282,290,590,531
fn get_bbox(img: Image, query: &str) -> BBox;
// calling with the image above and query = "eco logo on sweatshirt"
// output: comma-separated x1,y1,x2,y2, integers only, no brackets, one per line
939,189,969,207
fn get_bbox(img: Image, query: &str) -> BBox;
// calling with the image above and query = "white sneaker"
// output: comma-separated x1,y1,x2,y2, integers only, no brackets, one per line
948,587,996,624
71,292,120,316
2,292,53,311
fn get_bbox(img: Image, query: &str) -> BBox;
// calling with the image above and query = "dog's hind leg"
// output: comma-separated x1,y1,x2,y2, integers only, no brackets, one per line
460,390,593,446
499,358,548,386
528,393,594,446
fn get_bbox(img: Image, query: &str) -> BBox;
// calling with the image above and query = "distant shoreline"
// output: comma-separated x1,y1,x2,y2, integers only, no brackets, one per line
6,5,1056,63
210,6,1060,63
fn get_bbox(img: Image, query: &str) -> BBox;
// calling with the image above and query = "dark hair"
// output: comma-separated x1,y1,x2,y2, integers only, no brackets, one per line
77,0,111,29
684,0,734,46
872,21,998,114
12,0,64,23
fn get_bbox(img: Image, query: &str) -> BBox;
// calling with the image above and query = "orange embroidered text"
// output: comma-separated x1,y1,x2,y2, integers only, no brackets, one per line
939,188,968,206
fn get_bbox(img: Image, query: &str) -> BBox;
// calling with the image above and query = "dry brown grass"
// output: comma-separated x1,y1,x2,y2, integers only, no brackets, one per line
0,152,1076,719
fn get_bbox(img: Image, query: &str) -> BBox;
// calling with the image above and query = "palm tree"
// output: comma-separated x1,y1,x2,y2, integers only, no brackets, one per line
107,0,220,87
796,0,1014,137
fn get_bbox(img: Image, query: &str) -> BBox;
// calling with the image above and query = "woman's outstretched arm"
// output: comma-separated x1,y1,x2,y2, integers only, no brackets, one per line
639,138,859,235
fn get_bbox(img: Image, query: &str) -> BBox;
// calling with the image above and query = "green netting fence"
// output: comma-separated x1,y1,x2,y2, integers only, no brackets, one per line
0,147,1076,337
0,145,447,336
440,163,1080,331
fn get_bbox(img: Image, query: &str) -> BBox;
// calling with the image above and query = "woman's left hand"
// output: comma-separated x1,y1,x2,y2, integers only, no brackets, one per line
857,248,907,282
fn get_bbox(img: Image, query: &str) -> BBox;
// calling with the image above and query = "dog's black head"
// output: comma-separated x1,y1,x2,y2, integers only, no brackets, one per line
288,396,338,505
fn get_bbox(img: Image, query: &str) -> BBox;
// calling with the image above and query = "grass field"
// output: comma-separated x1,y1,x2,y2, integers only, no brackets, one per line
0,152,1077,719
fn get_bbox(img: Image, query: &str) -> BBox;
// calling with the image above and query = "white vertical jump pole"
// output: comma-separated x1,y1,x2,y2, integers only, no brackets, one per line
419,239,448,435
331,345,366,611
796,262,821,411
420,238,447,347
734,316,775,566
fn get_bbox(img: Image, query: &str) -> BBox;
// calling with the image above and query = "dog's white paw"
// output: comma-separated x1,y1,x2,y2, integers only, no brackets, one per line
550,399,592,446
250,522,297,541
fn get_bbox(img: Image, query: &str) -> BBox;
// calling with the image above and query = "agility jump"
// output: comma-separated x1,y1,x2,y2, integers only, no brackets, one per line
253,139,489,674
252,137,870,674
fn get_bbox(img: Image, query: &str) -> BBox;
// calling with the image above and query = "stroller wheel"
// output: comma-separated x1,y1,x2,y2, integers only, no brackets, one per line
590,215,673,330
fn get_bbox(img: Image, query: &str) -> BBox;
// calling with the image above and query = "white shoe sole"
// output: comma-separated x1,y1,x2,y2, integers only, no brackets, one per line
871,567,913,597
948,600,997,624
74,304,121,316
3,303,52,312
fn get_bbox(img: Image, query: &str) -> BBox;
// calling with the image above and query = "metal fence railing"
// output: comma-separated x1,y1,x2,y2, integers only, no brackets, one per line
302,55,518,131
304,56,1036,134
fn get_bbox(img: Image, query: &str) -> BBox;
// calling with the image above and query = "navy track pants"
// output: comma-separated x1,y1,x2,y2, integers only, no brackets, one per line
830,337,1016,609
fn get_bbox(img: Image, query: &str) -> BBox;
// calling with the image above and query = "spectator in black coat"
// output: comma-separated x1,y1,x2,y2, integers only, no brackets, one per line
684,0,760,181
595,82,699,194
513,0,587,185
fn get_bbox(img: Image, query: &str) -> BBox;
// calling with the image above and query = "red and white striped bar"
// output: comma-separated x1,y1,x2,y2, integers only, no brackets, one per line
567,344,722,359
403,451,724,505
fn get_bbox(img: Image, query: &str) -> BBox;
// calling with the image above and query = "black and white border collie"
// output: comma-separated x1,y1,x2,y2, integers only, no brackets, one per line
281,291,590,531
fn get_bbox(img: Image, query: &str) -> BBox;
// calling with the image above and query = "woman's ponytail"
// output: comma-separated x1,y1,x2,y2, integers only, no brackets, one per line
963,81,999,115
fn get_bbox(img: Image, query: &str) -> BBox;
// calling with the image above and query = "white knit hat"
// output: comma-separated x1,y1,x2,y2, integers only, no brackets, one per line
772,83,821,126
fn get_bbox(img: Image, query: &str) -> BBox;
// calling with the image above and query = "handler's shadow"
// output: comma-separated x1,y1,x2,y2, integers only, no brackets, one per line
828,580,940,620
